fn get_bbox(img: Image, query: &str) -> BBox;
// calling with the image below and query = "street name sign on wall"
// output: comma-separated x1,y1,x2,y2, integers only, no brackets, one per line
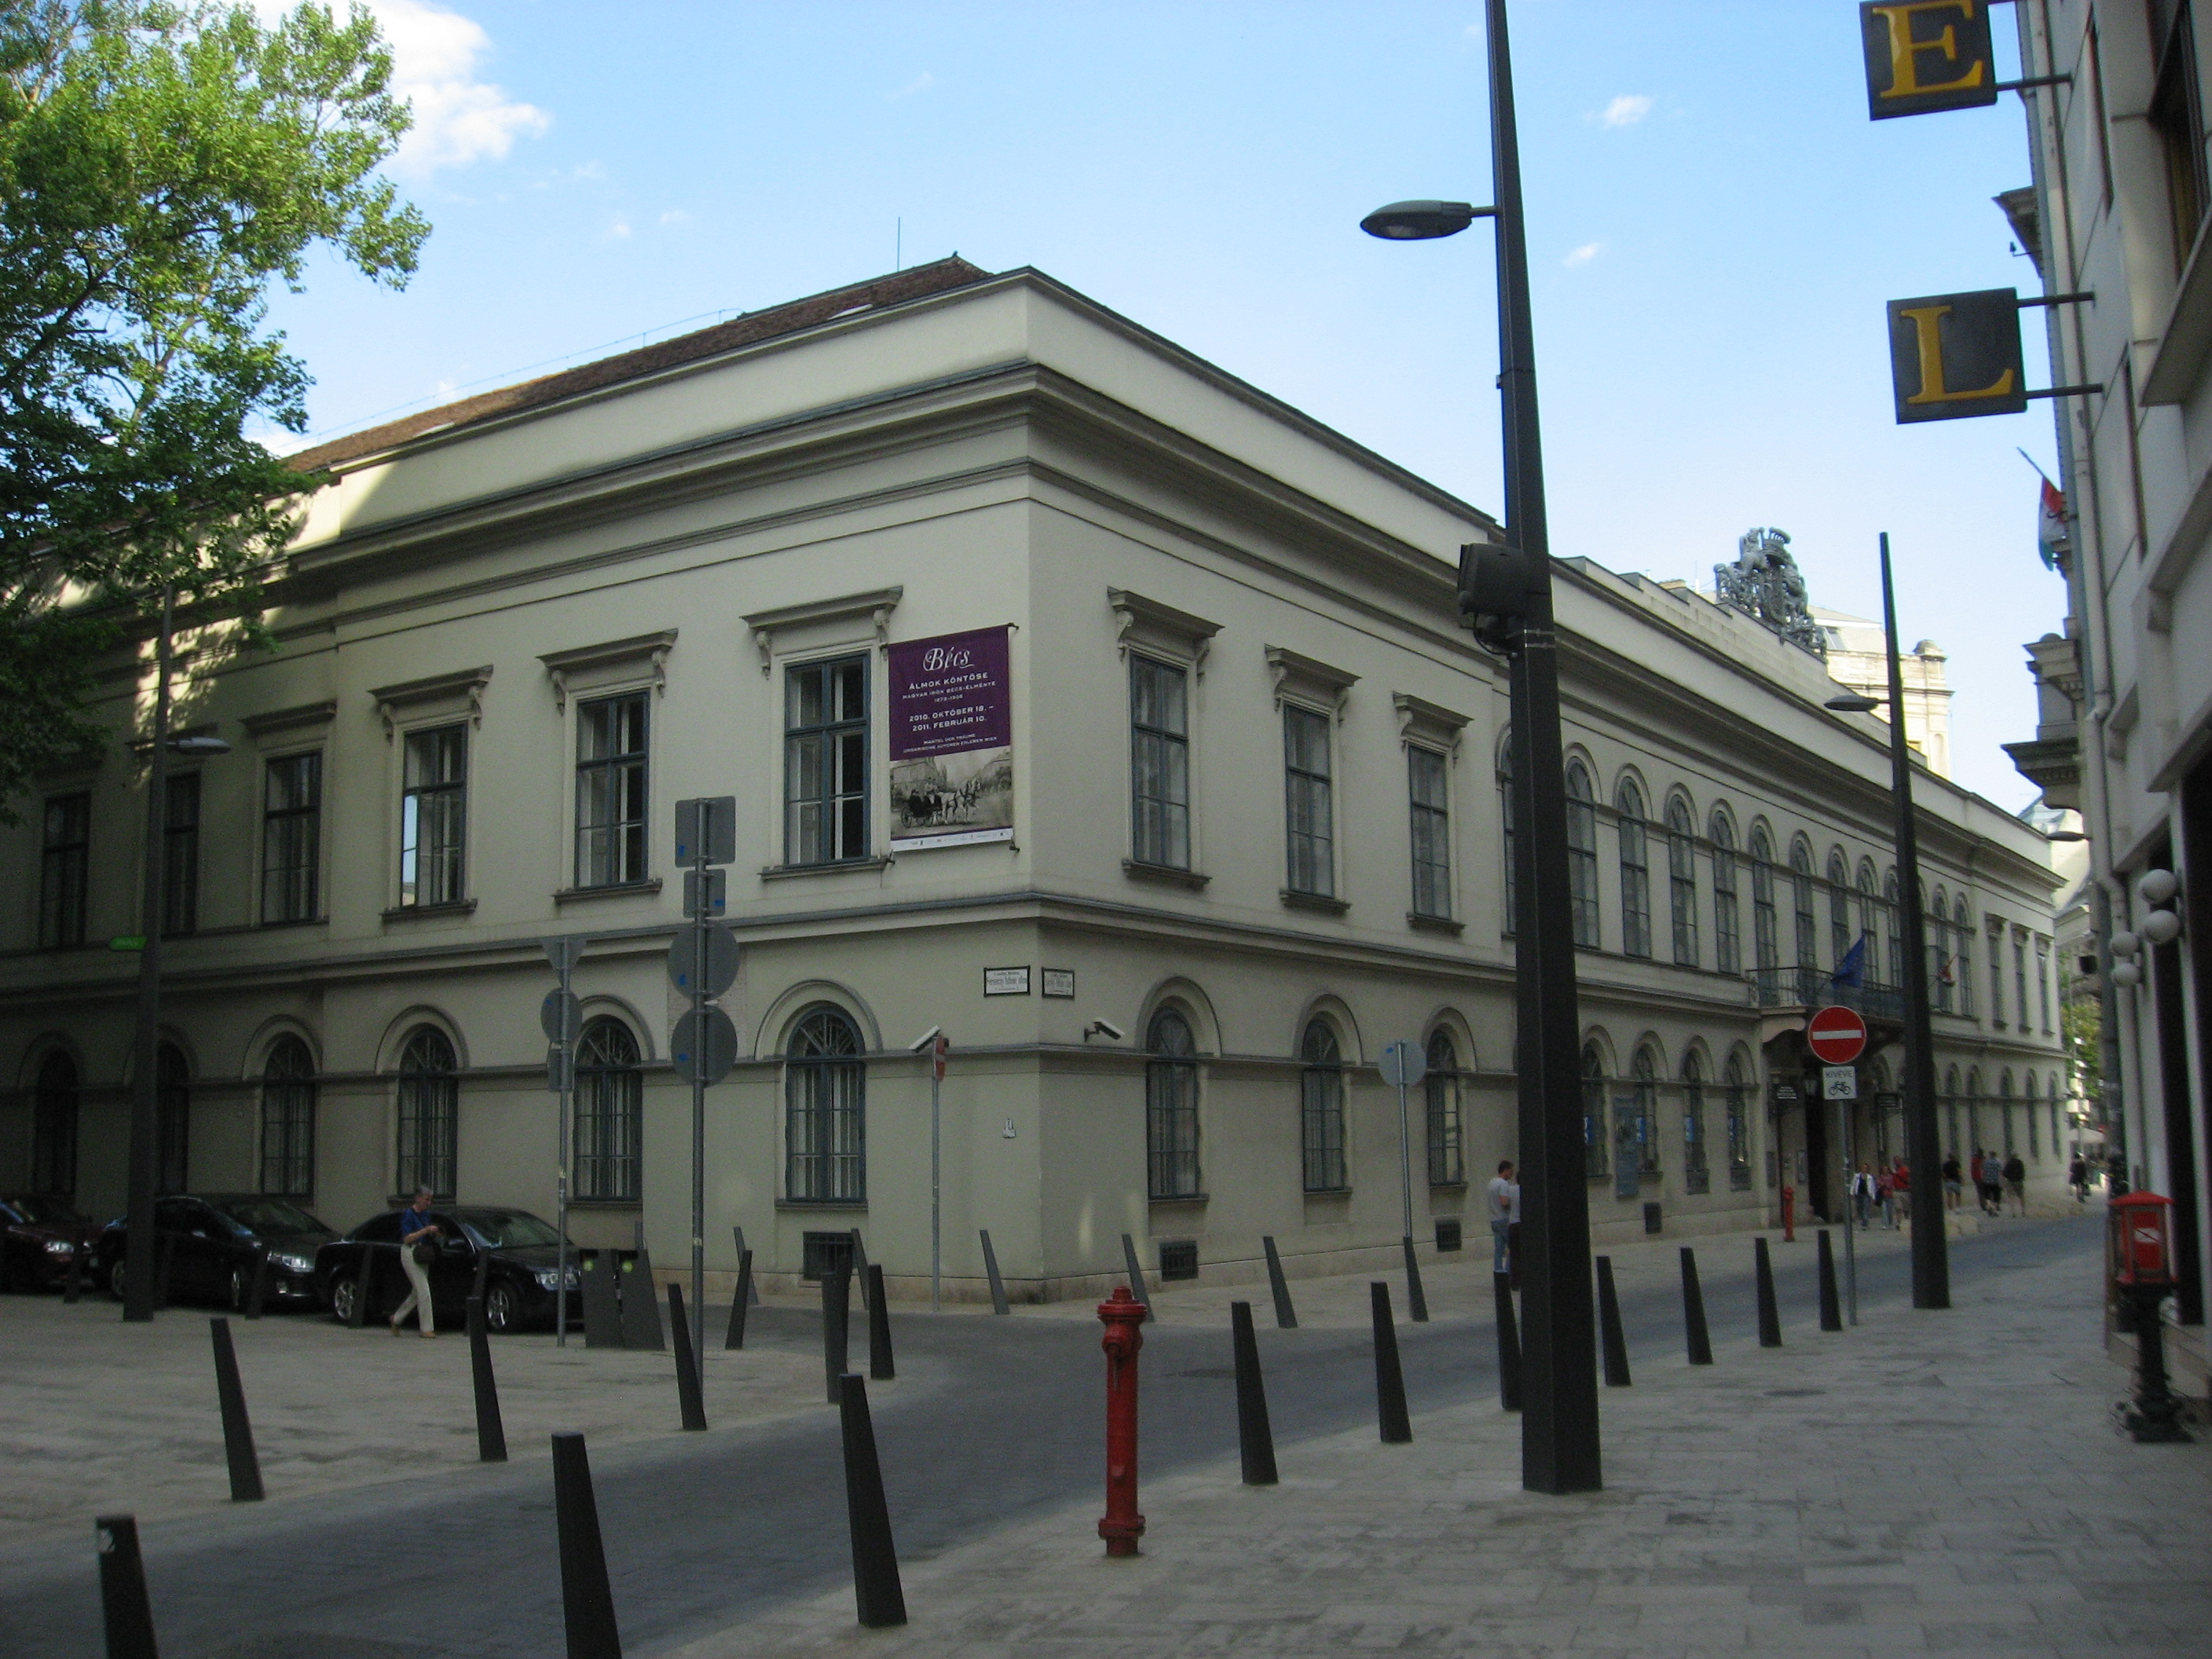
1860,1,1996,120
1888,288,2026,422
1807,1005,1870,1067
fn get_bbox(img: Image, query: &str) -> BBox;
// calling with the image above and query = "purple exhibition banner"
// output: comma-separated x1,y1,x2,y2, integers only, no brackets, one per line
887,626,1014,849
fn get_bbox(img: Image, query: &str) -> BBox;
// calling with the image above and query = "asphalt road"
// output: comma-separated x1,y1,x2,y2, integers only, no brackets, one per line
2,1220,2097,1659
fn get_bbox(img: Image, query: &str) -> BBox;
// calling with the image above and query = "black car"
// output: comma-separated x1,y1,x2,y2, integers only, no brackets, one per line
0,1193,102,1292
93,1193,338,1310
315,1206,581,1334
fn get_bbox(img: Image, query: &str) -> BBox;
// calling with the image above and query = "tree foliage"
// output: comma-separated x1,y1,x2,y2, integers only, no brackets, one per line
0,1,427,813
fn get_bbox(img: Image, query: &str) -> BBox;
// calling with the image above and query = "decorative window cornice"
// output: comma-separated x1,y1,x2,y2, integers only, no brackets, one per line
242,700,337,738
1109,587,1221,675
538,630,676,711
1266,645,1358,719
742,587,902,676
1393,691,1470,753
368,665,493,740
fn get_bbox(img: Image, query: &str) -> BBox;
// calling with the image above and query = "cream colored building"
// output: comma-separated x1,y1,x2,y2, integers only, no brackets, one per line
1811,607,1954,778
0,260,2067,1301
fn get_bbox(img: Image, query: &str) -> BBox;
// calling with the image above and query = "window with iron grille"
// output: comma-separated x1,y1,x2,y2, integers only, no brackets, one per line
1617,779,1651,958
786,657,869,866
1130,656,1190,869
1789,839,1818,971
786,1007,866,1202
1666,795,1697,966
1724,1053,1752,1189
576,694,649,888
1581,1042,1609,1179
574,1019,643,1201
259,1037,316,1197
156,1043,189,1195
38,793,90,948
395,1027,458,1199
1826,851,1851,969
1711,810,1739,976
1424,1029,1463,1185
1630,1047,1661,1175
1283,705,1334,898
262,753,321,923
400,725,467,906
1566,760,1599,946
163,772,200,936
1408,745,1451,919
31,1049,78,1196
1749,827,1779,973
1298,1019,1346,1192
1158,1239,1199,1281
1145,1008,1201,1199
1682,1052,1709,1194
1954,899,1975,1016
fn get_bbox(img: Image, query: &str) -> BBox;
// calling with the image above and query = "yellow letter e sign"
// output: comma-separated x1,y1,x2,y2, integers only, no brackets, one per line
1862,0,1998,119
1887,289,2027,423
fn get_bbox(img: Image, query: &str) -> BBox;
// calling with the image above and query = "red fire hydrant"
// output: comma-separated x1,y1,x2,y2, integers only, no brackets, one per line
1097,1286,1146,1557
1781,1184,1796,1243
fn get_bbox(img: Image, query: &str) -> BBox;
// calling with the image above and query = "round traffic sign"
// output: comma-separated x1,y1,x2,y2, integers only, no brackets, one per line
1806,1005,1868,1066
1379,1038,1427,1090
672,1006,740,1086
666,925,739,999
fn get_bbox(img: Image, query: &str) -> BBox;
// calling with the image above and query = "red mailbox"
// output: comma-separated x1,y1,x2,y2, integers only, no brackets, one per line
2109,1191,2177,1287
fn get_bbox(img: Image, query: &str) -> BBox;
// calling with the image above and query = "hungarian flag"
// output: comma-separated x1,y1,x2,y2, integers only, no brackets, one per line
2038,476,2067,569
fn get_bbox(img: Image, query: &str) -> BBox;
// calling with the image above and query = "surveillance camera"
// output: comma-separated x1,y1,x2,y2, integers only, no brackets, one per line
1084,1019,1125,1042
909,1026,942,1053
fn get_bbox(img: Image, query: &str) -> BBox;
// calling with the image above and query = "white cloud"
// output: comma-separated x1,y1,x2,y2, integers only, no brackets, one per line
1597,93,1654,128
892,71,934,99
1563,241,1602,268
367,0,551,177
605,219,632,240
658,209,694,226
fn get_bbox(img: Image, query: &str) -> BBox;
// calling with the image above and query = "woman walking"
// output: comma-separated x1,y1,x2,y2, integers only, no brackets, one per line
391,1186,441,1338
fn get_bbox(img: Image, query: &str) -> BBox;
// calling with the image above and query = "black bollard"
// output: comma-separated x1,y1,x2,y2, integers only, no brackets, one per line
1680,1247,1714,1366
1229,1301,1278,1485
866,1264,894,1381
849,1229,870,1311
1401,1236,1430,1323
1370,1281,1412,1444
1492,1273,1523,1412
472,1248,491,1302
243,1250,271,1321
466,1295,509,1463
1596,1255,1632,1387
1754,1236,1783,1348
724,1250,753,1350
666,1284,708,1432
1816,1230,1843,1332
731,1227,760,1304
837,1373,908,1628
1119,1233,1154,1321
207,1319,264,1503
1261,1235,1298,1328
346,1249,376,1329
979,1229,1011,1316
94,1514,159,1659
63,1243,82,1305
551,1433,623,1659
822,1262,851,1404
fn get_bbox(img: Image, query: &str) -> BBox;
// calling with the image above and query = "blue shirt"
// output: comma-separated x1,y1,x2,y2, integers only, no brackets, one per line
400,1206,435,1243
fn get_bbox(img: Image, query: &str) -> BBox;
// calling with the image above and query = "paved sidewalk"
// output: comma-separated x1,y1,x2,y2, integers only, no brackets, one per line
676,1225,2210,1659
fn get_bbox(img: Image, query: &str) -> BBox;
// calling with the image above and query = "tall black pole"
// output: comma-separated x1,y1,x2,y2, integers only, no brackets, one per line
1489,0,1600,1493
123,586,174,1324
1881,534,1950,1310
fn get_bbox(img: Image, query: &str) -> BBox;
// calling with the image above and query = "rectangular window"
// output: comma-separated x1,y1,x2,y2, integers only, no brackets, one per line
1425,1067,1463,1185
1408,746,1450,919
1300,1064,1346,1191
1129,656,1190,869
1146,1055,1201,1199
576,693,649,888
1283,705,1334,898
163,772,200,936
400,725,467,906
1713,848,1739,976
1989,928,2005,1025
261,753,322,923
2038,939,2053,1031
38,793,90,948
785,656,868,866
2014,936,2030,1031
2149,0,2210,269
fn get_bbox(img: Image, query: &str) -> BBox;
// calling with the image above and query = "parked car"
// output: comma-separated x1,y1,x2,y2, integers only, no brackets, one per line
93,1194,337,1310
315,1206,581,1333
0,1193,102,1292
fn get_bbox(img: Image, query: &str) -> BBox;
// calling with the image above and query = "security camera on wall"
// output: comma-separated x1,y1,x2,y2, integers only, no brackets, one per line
909,1026,943,1053
1083,1019,1125,1042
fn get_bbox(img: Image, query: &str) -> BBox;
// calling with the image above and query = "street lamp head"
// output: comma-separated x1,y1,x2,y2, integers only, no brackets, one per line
1361,200,1479,240
1824,694,1882,713
167,734,230,756
2045,830,2088,843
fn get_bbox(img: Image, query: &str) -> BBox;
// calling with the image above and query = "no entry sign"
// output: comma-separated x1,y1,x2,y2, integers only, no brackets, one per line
1807,1005,1869,1066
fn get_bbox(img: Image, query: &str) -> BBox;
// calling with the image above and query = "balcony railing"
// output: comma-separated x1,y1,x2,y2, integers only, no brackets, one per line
1744,966,1906,1025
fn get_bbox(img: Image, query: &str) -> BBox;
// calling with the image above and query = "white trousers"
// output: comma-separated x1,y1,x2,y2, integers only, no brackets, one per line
391,1251,436,1335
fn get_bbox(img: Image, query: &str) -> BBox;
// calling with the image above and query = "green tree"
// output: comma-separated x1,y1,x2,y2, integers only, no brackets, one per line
0,1,427,813
2062,991,2101,1115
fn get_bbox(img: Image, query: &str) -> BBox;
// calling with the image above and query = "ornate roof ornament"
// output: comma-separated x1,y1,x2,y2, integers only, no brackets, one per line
1715,527,1826,658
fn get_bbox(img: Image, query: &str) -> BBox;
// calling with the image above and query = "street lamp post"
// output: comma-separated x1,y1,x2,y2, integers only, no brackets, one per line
1362,0,1600,1494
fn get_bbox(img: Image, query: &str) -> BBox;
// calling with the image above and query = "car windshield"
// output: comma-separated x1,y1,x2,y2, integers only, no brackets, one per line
3,1196,88,1225
213,1199,326,1235
458,1212,563,1250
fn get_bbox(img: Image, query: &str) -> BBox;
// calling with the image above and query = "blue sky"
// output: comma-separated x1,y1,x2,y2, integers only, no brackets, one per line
265,0,2069,810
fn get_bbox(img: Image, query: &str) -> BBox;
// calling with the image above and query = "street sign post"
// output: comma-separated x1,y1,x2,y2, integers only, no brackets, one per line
1823,1065,1859,1100
1806,1006,1869,1066
1379,1039,1428,1248
672,797,737,1379
1807,1012,1869,1329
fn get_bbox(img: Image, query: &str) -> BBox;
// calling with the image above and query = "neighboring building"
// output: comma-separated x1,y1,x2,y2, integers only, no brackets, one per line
0,259,2067,1301
2005,5,2212,1369
1813,607,1954,778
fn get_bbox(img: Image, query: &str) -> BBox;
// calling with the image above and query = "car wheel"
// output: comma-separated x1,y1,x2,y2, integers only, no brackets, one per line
107,1258,127,1302
484,1281,522,1335
330,1275,357,1325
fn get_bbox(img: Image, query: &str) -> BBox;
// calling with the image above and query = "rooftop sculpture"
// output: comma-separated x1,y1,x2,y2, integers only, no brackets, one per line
1715,526,1826,659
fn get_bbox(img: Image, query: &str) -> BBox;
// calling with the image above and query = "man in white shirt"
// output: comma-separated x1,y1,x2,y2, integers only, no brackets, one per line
1486,1159,1519,1276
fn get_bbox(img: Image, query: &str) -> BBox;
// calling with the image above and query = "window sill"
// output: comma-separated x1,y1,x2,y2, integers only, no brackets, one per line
257,915,329,931
382,899,478,922
775,1199,869,1211
1148,1192,1210,1205
568,1198,643,1210
1302,1186,1352,1199
555,879,663,903
1408,912,1463,936
1281,889,1349,916
1428,1181,1469,1192
1123,859,1209,889
762,856,891,881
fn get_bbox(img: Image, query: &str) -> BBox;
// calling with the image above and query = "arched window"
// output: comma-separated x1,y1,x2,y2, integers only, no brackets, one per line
1710,808,1741,976
396,1027,458,1199
31,1049,79,1196
1424,1029,1465,1185
1884,870,1904,988
1682,1049,1709,1194
1826,850,1853,969
1930,884,1952,1010
1965,1067,1983,1155
1789,837,1818,976
1628,1046,1661,1177
1298,1020,1346,1192
1146,1008,1200,1199
259,1037,317,1198
2027,1066,2042,1160
156,1043,189,1196
1665,794,1698,966
1617,778,1651,958
1580,1042,1609,1179
1724,1050,1752,1189
1497,733,1516,937
1944,1064,1961,1155
1565,760,1599,947
576,1019,643,1202
1953,896,1974,1016
786,1007,866,1203
2048,1073,2062,1161
1749,826,1779,976
1998,1068,2016,1158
